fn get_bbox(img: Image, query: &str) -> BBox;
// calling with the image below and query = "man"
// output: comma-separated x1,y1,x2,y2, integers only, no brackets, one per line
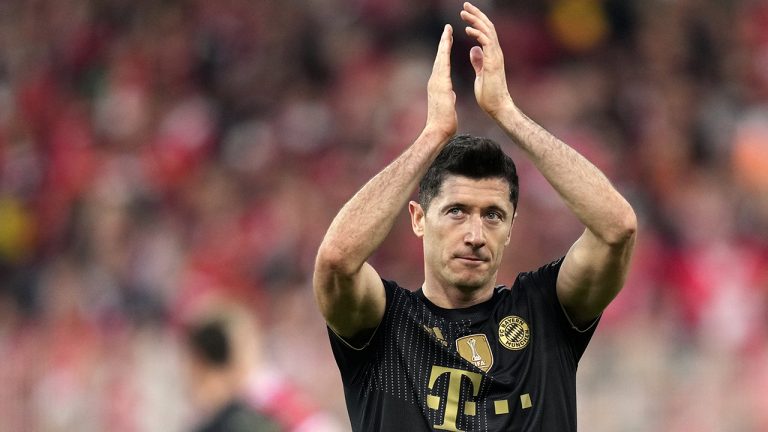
184,311,282,432
313,2,636,431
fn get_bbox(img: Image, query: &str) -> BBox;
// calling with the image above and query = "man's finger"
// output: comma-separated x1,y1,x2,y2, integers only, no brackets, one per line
469,45,484,77
460,9,492,37
432,24,453,73
463,2,493,27
465,25,491,47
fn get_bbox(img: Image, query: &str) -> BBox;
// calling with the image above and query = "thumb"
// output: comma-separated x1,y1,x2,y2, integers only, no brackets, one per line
469,46,484,77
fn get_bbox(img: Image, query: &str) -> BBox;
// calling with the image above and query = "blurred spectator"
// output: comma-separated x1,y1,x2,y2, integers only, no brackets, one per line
182,298,342,432
183,306,280,432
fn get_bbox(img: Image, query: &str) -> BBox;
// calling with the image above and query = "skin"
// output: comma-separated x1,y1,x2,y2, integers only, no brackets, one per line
313,2,636,341
460,2,636,325
408,176,515,308
313,23,456,339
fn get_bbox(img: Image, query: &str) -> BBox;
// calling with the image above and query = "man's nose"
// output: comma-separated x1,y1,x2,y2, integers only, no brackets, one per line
464,215,486,248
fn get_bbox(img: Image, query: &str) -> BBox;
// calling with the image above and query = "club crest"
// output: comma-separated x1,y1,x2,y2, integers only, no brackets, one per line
498,315,530,350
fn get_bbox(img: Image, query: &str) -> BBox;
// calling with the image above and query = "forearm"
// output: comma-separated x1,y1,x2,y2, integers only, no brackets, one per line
496,105,636,244
318,129,449,274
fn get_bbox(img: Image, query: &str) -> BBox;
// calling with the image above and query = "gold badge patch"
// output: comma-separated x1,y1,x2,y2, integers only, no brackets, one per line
456,334,494,372
498,316,530,350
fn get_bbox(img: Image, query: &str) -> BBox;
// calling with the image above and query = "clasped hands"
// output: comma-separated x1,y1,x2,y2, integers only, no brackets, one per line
426,2,517,140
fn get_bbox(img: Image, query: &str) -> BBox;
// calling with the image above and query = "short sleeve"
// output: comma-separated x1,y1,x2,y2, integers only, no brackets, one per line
518,257,600,363
326,279,397,386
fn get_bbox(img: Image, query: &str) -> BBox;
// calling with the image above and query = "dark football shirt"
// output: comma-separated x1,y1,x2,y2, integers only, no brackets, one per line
192,400,282,432
328,258,599,431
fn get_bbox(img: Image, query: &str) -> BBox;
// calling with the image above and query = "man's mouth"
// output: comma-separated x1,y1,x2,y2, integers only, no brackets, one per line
455,255,487,263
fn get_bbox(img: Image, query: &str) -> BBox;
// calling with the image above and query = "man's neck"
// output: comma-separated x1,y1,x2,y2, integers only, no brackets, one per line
421,280,495,309
194,370,239,416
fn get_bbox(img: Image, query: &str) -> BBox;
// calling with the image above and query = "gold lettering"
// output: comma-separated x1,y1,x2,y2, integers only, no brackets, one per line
520,393,532,409
464,401,476,416
427,366,483,431
493,399,509,415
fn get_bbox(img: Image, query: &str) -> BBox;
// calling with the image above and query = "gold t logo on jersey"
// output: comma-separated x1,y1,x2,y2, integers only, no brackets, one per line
426,366,483,431
455,334,494,372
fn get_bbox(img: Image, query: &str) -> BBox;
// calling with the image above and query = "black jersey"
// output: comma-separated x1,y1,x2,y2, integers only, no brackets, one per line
328,258,599,432
192,400,282,432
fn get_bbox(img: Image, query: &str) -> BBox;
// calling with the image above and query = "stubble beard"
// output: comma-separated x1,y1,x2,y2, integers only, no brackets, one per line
443,262,496,294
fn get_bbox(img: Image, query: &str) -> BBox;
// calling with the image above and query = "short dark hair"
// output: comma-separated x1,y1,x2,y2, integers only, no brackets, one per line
187,319,231,367
418,134,519,211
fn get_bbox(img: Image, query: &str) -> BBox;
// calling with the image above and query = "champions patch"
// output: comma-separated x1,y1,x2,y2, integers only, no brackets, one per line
456,334,494,372
498,315,530,350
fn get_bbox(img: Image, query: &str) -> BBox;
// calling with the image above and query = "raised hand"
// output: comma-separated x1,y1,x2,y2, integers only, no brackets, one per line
460,2,515,118
425,24,458,140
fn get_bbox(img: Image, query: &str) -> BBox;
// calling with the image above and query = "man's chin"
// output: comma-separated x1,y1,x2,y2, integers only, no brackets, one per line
449,274,490,292
446,262,493,284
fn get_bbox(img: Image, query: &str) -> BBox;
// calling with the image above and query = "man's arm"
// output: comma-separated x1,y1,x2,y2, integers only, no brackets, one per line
461,2,637,327
313,25,458,340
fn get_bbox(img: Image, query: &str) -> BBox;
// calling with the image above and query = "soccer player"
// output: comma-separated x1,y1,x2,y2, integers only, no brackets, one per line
313,2,636,431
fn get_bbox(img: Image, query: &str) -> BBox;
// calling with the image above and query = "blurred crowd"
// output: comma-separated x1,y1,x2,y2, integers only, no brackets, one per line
0,0,766,430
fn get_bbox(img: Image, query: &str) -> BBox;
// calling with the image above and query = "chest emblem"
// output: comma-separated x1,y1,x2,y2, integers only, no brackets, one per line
423,325,449,346
499,315,530,350
455,334,494,372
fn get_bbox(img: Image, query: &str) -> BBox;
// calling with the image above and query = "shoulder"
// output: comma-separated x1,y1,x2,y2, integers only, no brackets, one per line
328,278,417,351
504,257,568,319
381,278,423,310
514,257,565,288
382,278,415,296
512,258,601,360
196,401,280,432
509,257,565,301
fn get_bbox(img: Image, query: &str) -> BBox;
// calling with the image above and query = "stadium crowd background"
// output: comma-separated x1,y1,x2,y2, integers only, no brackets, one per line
0,0,767,430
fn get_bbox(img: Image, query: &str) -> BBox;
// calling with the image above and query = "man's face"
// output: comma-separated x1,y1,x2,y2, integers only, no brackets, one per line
409,175,515,292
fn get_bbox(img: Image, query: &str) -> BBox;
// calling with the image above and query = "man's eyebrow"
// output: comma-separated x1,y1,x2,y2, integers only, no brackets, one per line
439,202,468,212
439,202,509,215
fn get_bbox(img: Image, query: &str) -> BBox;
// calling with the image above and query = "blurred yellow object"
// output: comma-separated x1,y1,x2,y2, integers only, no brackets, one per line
549,0,609,53
0,197,34,262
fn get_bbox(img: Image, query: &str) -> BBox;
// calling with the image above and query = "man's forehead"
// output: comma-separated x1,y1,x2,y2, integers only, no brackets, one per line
433,175,512,207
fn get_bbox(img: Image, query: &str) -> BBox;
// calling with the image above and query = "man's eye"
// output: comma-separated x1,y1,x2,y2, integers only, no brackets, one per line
448,208,462,216
486,212,502,221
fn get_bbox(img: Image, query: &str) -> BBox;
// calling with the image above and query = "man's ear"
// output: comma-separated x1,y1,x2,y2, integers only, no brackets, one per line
409,201,425,238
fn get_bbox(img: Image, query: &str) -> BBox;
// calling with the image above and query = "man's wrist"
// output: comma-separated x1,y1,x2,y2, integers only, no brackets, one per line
491,102,529,137
488,99,521,123
420,124,455,144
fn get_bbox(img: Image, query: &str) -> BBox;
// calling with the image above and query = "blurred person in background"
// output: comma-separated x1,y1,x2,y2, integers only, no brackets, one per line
183,307,281,432
182,298,343,432
313,3,635,431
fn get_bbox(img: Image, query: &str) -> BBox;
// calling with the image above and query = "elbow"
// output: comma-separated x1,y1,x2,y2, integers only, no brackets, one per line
605,207,638,247
315,243,361,278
